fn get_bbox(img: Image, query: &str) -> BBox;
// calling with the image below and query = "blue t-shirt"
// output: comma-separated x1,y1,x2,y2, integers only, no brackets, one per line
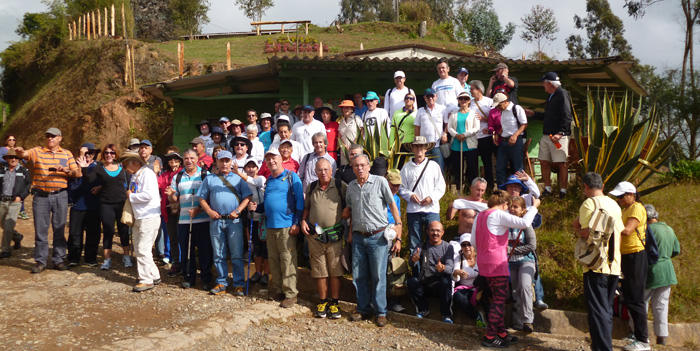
355,105,369,118
387,194,401,224
196,171,252,220
263,169,304,229
171,166,210,224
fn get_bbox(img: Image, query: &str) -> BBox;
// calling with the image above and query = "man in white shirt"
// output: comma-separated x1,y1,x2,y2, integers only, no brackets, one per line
360,91,391,137
269,122,303,162
399,136,446,252
414,88,448,171
291,105,327,156
470,80,496,191
298,132,337,191
384,71,415,118
492,93,528,186
431,59,462,112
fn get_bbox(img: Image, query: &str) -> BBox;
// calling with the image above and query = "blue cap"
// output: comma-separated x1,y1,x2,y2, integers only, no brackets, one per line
302,105,314,111
424,88,436,96
140,139,153,147
81,142,97,150
539,72,560,82
211,126,225,135
216,150,233,160
363,91,380,101
498,175,529,194
219,116,230,122
457,67,469,75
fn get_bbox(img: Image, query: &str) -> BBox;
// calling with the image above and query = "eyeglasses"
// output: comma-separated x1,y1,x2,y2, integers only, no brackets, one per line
7,139,15,141
234,143,247,147
404,97,415,101
461,243,471,247
281,103,289,106
247,115,256,118
104,151,116,155
425,95,435,99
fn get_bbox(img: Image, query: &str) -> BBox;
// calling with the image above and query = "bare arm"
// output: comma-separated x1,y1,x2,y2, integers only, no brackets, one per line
621,217,640,236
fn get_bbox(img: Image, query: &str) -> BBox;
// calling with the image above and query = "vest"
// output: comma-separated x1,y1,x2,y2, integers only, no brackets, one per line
475,209,509,277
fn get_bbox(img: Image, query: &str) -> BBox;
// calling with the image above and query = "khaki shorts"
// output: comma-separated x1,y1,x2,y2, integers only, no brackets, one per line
308,234,344,278
538,135,569,163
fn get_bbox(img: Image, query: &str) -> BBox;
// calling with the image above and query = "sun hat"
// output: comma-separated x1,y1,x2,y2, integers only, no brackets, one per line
385,170,402,185
402,135,435,152
498,175,529,194
363,91,380,101
230,136,252,154
338,100,355,108
118,151,146,165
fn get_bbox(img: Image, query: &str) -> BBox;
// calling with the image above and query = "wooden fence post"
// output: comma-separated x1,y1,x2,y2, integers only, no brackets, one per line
78,16,82,39
111,5,115,37
68,24,73,40
178,43,184,78
92,11,97,39
319,41,323,58
125,44,130,86
97,10,101,37
104,8,108,38
121,3,126,38
226,42,231,70
131,45,136,90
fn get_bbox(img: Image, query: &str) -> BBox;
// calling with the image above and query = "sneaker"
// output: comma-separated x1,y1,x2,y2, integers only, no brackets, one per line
30,263,46,274
534,300,549,310
68,262,79,267
416,310,430,319
0,252,10,259
259,274,269,286
523,323,533,333
376,316,388,327
280,296,297,308
100,258,111,270
541,189,553,197
558,191,567,199
623,341,651,351
316,301,329,318
657,337,667,345
481,336,509,348
18,211,29,220
501,334,519,345
12,233,23,249
622,333,637,344
249,272,263,283
123,256,133,268
133,283,154,292
443,317,453,324
86,262,98,267
55,262,68,271
329,303,341,319
233,286,245,296
153,278,161,285
167,265,181,277
476,312,487,328
209,284,227,295
181,281,191,289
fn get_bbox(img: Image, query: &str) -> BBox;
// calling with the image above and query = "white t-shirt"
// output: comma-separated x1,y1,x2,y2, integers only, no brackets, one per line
362,108,391,137
432,76,462,110
471,96,494,139
414,104,448,144
269,138,304,162
383,86,414,118
291,119,327,156
500,103,528,137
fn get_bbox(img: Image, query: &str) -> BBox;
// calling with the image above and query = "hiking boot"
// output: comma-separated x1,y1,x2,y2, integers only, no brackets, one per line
31,263,46,274
209,284,227,295
249,272,263,284
270,292,285,302
316,301,329,318
100,258,112,270
558,190,567,199
123,255,133,268
534,300,549,310
55,262,68,271
657,337,667,345
167,265,181,277
350,311,370,322
329,303,341,319
376,316,387,327
133,283,154,292
523,323,533,333
259,274,269,286
482,336,509,348
280,296,297,308
233,286,245,296
0,252,10,259
541,189,553,197
623,341,651,351
12,233,23,249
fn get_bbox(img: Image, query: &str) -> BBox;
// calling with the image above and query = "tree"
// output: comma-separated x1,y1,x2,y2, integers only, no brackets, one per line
520,5,558,60
566,0,635,61
171,0,210,39
132,0,175,41
235,0,274,22
454,0,515,52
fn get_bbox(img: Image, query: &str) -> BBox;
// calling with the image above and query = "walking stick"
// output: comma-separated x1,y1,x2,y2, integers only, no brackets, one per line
185,197,194,284
246,211,254,296
460,140,464,194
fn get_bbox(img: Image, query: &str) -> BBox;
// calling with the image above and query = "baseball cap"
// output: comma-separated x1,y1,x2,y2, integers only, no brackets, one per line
189,137,205,145
265,148,281,158
394,70,405,78
81,142,97,151
539,71,560,82
457,91,471,99
244,156,258,167
279,139,293,147
260,112,272,120
609,181,637,196
459,233,472,244
424,88,436,96
385,171,402,185
219,116,230,122
491,93,508,107
457,67,469,75
128,138,141,147
216,150,233,160
302,105,314,111
140,139,153,147
45,127,62,136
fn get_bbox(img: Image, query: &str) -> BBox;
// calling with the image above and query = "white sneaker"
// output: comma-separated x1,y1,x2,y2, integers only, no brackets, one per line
100,258,111,270
623,341,651,351
622,333,637,344
123,255,133,268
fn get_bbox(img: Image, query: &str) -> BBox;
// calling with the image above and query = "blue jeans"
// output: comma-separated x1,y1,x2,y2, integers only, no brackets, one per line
407,212,441,253
534,274,545,301
352,230,389,316
210,218,245,287
155,216,170,260
496,135,524,186
426,147,445,172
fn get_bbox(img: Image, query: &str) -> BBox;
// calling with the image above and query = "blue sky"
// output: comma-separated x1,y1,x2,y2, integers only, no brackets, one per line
0,0,687,71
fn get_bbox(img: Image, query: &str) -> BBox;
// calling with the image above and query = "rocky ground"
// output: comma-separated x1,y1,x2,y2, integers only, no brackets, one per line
0,206,692,350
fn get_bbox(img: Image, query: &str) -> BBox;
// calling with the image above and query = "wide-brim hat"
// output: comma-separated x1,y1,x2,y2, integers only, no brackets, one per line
211,126,225,136
229,136,252,155
3,149,20,159
338,100,355,108
319,103,337,119
118,151,147,165
363,91,379,101
498,175,529,194
163,152,183,162
195,119,210,132
403,135,435,152
370,156,388,176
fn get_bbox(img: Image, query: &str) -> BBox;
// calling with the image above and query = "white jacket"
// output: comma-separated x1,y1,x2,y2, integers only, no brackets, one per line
398,158,446,214
128,166,161,220
447,109,480,150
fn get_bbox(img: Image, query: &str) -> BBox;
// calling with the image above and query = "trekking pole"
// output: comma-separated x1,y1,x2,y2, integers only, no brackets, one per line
186,197,194,284
246,211,254,296
459,140,464,194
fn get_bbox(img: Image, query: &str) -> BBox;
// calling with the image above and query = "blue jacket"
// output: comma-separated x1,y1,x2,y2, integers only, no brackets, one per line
68,162,99,211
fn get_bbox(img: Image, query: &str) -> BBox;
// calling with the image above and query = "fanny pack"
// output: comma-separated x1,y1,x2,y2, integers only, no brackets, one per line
314,223,344,243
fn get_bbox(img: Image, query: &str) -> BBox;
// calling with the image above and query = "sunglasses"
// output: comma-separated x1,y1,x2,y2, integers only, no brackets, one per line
104,151,116,155
219,121,229,124
425,95,436,98
616,194,626,199
247,115,256,118
234,143,247,147
281,103,290,106
461,243,471,247
45,134,59,139
404,97,415,101
458,97,471,101
7,139,16,141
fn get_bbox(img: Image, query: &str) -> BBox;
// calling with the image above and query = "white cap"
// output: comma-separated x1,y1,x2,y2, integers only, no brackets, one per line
609,181,637,196
394,71,405,78
265,148,281,158
491,93,508,107
459,233,471,243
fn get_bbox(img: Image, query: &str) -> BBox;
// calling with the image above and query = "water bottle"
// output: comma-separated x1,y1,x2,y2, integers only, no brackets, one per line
315,223,324,235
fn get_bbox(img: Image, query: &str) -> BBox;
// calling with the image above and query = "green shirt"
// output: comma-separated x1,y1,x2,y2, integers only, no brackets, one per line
391,108,416,146
646,221,680,289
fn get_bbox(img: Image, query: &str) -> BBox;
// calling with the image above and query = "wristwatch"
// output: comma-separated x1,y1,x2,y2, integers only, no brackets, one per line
395,222,402,226
235,209,241,216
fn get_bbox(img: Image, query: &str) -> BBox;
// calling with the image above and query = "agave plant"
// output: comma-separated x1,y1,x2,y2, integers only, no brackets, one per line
572,90,674,195
338,119,413,169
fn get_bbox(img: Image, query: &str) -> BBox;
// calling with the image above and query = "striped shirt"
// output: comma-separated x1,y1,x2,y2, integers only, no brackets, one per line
26,146,79,192
171,166,209,224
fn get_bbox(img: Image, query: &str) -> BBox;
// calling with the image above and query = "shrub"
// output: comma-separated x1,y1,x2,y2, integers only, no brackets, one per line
399,0,432,22
665,160,700,182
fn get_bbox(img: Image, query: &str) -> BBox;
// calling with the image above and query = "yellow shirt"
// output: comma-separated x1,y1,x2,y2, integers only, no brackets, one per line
579,195,623,275
620,202,647,255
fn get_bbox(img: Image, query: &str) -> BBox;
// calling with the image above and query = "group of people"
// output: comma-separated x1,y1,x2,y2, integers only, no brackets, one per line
0,60,680,351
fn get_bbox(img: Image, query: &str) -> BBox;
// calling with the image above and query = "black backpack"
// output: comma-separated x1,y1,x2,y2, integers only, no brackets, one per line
307,178,346,209
175,167,208,190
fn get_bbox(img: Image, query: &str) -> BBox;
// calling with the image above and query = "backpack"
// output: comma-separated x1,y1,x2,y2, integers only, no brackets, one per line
386,254,409,297
307,178,346,209
175,167,208,190
575,197,616,272
640,226,660,266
